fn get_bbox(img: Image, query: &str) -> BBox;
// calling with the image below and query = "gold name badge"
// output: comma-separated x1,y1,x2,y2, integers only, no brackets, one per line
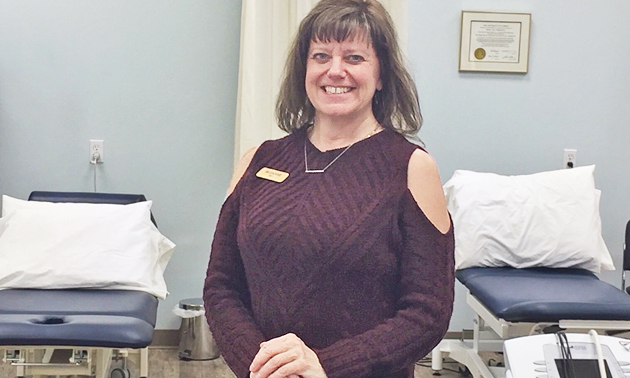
256,167,289,183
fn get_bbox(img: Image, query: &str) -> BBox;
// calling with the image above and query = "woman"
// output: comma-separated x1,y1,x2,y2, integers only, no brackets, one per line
203,1,454,378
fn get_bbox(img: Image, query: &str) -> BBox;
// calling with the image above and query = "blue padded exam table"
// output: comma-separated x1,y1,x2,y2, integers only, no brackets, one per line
458,267,630,324
0,289,157,348
0,191,159,378
432,267,630,378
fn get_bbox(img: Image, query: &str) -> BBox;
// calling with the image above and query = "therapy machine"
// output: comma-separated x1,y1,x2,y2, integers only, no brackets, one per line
504,332,630,378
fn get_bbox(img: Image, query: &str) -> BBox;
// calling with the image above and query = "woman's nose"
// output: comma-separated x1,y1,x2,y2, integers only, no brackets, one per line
327,56,346,78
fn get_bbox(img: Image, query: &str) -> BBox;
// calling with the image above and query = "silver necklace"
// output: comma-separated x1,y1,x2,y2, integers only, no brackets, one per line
304,125,381,174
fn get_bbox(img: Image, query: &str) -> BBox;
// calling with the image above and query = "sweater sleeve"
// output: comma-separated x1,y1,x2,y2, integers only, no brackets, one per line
203,183,266,378
315,190,455,378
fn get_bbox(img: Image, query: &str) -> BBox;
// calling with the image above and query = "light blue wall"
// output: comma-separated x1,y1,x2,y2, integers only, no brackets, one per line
1,0,629,333
408,0,630,330
0,1,242,329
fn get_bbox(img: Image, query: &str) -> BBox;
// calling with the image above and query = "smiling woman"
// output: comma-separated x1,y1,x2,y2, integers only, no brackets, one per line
203,1,455,378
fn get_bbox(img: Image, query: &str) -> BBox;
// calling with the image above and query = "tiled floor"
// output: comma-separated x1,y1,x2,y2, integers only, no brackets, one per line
0,347,467,377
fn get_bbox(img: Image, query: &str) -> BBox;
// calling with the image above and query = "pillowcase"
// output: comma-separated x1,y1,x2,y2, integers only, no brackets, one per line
0,195,175,299
443,165,614,273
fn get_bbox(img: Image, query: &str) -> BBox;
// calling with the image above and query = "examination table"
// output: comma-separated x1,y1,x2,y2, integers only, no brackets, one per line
433,167,630,378
0,191,160,378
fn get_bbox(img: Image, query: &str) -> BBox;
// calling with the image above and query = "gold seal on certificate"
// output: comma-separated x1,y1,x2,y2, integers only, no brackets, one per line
474,48,486,60
459,11,531,73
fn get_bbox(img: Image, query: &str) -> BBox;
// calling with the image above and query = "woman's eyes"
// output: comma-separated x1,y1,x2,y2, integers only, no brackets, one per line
310,53,365,64
312,53,330,62
345,55,365,64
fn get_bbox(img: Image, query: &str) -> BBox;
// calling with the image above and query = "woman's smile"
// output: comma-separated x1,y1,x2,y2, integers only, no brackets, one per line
323,86,353,94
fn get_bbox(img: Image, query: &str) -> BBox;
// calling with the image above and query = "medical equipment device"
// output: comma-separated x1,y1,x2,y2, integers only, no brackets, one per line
503,332,630,378
0,191,163,378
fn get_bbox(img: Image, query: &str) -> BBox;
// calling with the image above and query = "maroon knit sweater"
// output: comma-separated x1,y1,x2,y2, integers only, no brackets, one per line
203,129,455,378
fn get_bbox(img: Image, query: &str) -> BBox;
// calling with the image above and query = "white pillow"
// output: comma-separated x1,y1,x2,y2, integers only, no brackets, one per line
443,166,614,273
0,195,175,299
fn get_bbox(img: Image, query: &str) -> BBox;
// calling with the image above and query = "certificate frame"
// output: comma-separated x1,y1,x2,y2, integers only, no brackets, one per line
459,11,531,74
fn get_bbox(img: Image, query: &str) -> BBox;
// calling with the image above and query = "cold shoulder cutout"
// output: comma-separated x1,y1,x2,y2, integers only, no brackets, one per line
227,147,259,196
407,149,451,235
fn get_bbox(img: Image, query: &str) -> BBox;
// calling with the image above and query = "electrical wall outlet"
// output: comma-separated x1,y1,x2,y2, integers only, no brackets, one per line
90,140,104,163
563,148,577,169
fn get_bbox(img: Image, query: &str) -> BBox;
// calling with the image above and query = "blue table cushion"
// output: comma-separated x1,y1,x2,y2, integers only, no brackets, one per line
0,289,158,326
457,267,630,323
0,289,157,348
0,314,154,348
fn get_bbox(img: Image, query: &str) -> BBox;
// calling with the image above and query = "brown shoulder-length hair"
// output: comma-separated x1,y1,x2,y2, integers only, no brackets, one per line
275,0,422,137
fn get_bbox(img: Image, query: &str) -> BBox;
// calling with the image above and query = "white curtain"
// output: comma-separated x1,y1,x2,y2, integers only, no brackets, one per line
233,0,408,164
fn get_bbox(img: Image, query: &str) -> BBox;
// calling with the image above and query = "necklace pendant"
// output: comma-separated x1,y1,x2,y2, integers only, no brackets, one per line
304,168,326,174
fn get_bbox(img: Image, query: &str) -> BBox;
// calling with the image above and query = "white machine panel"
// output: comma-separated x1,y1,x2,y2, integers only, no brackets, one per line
504,333,630,378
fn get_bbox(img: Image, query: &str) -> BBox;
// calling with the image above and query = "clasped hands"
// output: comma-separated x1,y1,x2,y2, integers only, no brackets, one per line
249,333,328,378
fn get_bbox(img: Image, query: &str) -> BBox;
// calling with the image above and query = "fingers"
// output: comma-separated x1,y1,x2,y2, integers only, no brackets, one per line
250,334,303,374
254,347,303,378
256,358,307,378
250,333,324,378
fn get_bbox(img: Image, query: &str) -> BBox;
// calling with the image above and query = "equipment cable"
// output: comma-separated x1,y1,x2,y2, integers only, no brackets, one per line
589,329,606,378
90,152,100,192
556,331,576,378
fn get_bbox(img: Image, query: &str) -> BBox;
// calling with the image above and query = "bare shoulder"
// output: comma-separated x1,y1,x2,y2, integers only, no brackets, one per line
407,149,451,234
227,147,259,196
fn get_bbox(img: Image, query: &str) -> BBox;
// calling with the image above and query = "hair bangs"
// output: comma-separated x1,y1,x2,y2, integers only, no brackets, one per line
310,10,373,46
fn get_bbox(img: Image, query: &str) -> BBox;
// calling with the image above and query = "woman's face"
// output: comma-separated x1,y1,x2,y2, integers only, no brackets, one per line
305,36,382,123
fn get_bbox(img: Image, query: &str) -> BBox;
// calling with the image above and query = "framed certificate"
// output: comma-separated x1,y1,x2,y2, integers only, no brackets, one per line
459,11,531,73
